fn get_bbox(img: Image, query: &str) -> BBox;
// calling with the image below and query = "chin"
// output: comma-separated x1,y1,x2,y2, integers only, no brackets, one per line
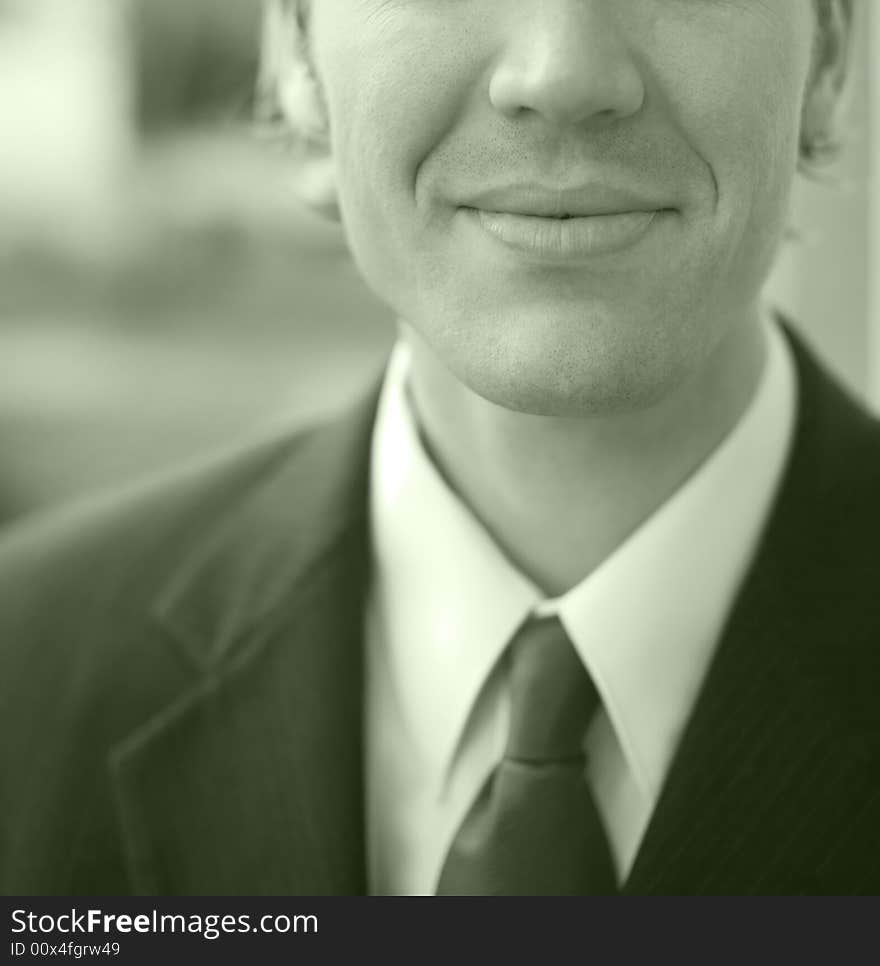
464,360,685,418
438,308,701,418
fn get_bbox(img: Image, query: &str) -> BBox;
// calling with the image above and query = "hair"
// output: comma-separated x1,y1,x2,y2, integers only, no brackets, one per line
255,1,322,138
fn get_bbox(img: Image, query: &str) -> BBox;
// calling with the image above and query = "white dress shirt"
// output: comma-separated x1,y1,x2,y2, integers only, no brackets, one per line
365,312,797,896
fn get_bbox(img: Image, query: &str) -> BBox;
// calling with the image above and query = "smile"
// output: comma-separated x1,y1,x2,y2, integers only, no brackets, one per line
462,207,665,260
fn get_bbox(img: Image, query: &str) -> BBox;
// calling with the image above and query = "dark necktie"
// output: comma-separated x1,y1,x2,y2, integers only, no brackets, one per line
435,616,618,895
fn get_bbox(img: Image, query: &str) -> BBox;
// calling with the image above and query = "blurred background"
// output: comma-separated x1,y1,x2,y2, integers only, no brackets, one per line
0,0,877,526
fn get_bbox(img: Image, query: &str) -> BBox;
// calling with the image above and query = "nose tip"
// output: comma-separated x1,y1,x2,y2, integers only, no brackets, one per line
488,6,645,128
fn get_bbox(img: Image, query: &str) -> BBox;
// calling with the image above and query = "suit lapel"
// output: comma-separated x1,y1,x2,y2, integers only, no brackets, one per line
623,329,880,894
111,384,381,895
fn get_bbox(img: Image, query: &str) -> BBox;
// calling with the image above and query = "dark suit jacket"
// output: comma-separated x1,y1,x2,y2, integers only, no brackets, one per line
1,326,879,896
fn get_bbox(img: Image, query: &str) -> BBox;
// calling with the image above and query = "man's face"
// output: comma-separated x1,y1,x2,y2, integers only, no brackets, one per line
306,0,819,415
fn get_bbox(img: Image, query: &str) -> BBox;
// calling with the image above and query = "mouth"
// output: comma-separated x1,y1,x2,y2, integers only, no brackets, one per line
460,206,670,260
460,181,673,216
461,205,659,218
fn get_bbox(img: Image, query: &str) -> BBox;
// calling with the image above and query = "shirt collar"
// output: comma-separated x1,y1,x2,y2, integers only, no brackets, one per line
369,310,796,800
368,346,540,778
545,317,796,803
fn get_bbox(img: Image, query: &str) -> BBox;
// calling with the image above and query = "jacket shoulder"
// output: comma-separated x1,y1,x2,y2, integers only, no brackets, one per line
0,420,327,891
0,424,314,629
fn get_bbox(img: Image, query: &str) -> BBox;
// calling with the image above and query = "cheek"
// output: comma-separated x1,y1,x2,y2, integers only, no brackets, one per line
309,31,423,306
653,13,812,283
313,16,464,208
656,14,810,203
310,14,481,309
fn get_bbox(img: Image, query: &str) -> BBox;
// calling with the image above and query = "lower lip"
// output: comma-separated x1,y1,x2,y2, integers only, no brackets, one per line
464,207,664,260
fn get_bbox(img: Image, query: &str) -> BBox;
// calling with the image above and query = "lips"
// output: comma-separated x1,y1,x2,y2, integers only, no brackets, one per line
459,182,671,219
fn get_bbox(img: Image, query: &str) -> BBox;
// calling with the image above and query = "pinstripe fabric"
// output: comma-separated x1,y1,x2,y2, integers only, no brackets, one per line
623,328,880,895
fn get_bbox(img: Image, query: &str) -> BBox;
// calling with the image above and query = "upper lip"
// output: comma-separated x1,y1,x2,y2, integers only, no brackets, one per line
460,183,672,218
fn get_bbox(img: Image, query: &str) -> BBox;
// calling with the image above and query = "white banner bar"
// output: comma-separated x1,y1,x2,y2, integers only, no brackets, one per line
870,0,880,411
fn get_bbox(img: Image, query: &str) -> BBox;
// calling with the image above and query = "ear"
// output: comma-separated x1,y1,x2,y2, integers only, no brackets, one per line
259,0,340,220
800,0,854,162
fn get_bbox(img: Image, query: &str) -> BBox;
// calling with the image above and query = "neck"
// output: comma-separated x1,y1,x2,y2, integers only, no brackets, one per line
403,307,768,596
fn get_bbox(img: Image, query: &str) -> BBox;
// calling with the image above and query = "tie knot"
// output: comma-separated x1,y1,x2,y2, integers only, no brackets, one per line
504,616,600,763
